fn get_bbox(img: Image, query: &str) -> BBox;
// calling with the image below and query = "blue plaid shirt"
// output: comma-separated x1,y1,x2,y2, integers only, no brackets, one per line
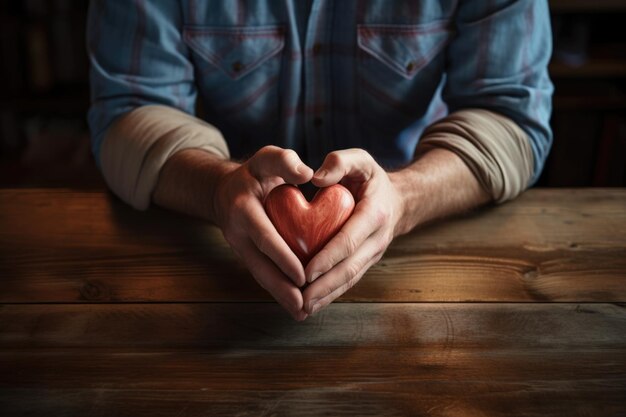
88,0,553,182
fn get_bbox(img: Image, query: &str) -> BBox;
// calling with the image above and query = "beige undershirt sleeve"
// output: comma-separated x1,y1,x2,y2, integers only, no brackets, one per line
100,105,230,210
416,108,534,203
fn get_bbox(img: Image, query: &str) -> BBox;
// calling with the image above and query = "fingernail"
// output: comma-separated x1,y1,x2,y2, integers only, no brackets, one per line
309,271,321,283
307,299,319,314
295,164,304,174
314,169,327,179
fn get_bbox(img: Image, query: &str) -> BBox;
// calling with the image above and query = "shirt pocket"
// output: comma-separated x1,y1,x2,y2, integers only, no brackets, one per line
183,25,285,129
356,22,451,123
357,22,451,80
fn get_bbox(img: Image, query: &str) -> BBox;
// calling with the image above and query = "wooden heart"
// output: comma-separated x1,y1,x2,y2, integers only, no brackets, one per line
264,184,355,266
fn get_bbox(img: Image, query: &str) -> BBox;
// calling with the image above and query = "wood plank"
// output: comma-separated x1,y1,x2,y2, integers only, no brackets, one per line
1,303,624,349
2,302,625,415
1,189,625,302
0,348,624,417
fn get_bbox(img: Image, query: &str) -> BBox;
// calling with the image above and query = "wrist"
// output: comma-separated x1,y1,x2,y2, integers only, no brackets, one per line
153,149,239,222
388,147,491,236
207,158,240,226
388,169,424,237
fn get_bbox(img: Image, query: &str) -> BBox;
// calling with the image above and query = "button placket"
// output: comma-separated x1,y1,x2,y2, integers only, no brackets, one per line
303,0,330,168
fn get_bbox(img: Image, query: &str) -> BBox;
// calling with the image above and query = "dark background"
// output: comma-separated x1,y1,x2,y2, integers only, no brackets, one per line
1,0,624,188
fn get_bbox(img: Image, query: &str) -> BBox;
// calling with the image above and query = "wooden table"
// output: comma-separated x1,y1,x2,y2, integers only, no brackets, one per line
0,188,624,416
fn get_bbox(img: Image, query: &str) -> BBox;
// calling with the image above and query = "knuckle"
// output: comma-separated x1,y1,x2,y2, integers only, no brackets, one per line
336,229,358,255
254,145,280,162
345,276,359,291
344,262,361,282
374,251,384,263
326,151,343,167
312,248,334,274
232,194,251,214
278,149,300,168
321,284,335,299
260,145,280,155
386,229,395,244
335,277,358,301
376,239,388,256
354,148,373,162
372,207,389,227
372,232,392,257
279,149,298,166
252,232,272,255
355,148,369,158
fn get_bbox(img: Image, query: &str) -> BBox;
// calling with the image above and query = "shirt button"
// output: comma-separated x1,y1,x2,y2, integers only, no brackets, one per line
313,117,323,127
406,61,416,73
312,43,322,55
232,61,244,73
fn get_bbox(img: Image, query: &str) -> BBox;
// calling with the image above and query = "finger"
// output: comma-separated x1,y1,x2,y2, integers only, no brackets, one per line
249,146,313,184
237,237,307,320
244,199,307,287
305,271,365,316
305,199,386,283
303,235,384,314
312,149,377,188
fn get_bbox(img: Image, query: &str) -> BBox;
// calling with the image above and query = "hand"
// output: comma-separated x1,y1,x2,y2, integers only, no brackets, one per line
212,146,314,320
156,146,489,320
302,149,405,315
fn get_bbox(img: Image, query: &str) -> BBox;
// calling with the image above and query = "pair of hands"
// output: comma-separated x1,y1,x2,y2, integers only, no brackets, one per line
212,146,405,320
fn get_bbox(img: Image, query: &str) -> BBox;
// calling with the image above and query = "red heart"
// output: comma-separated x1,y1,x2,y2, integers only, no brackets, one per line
264,184,355,266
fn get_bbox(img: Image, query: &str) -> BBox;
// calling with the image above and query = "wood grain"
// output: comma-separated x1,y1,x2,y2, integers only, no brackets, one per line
1,304,624,417
1,347,624,417
1,188,625,303
1,303,624,349
1,189,625,416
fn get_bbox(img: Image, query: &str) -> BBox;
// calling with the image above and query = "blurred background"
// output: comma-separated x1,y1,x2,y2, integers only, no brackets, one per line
0,0,624,188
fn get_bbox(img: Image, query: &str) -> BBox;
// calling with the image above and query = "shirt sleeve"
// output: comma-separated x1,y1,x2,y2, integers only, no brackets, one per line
101,105,229,210
417,109,534,203
86,0,197,166
442,0,553,185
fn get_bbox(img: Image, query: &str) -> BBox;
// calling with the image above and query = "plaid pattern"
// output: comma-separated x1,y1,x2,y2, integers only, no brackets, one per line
88,0,553,180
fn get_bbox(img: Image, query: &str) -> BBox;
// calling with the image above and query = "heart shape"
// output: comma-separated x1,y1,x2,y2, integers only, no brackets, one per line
264,184,355,266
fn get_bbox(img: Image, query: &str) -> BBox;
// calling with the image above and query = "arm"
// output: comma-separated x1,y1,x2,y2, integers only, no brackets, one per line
390,148,491,237
88,1,227,209
87,0,198,164
300,147,488,315
88,1,312,320
153,146,314,322
442,0,554,185
301,0,553,315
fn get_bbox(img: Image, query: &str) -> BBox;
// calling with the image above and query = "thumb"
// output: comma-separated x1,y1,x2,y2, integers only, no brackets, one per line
312,149,377,187
248,146,313,184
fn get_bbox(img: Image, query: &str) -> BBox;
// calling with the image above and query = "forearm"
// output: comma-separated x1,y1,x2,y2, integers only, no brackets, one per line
155,145,489,235
153,149,239,223
99,105,230,210
389,147,491,237
417,109,535,203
